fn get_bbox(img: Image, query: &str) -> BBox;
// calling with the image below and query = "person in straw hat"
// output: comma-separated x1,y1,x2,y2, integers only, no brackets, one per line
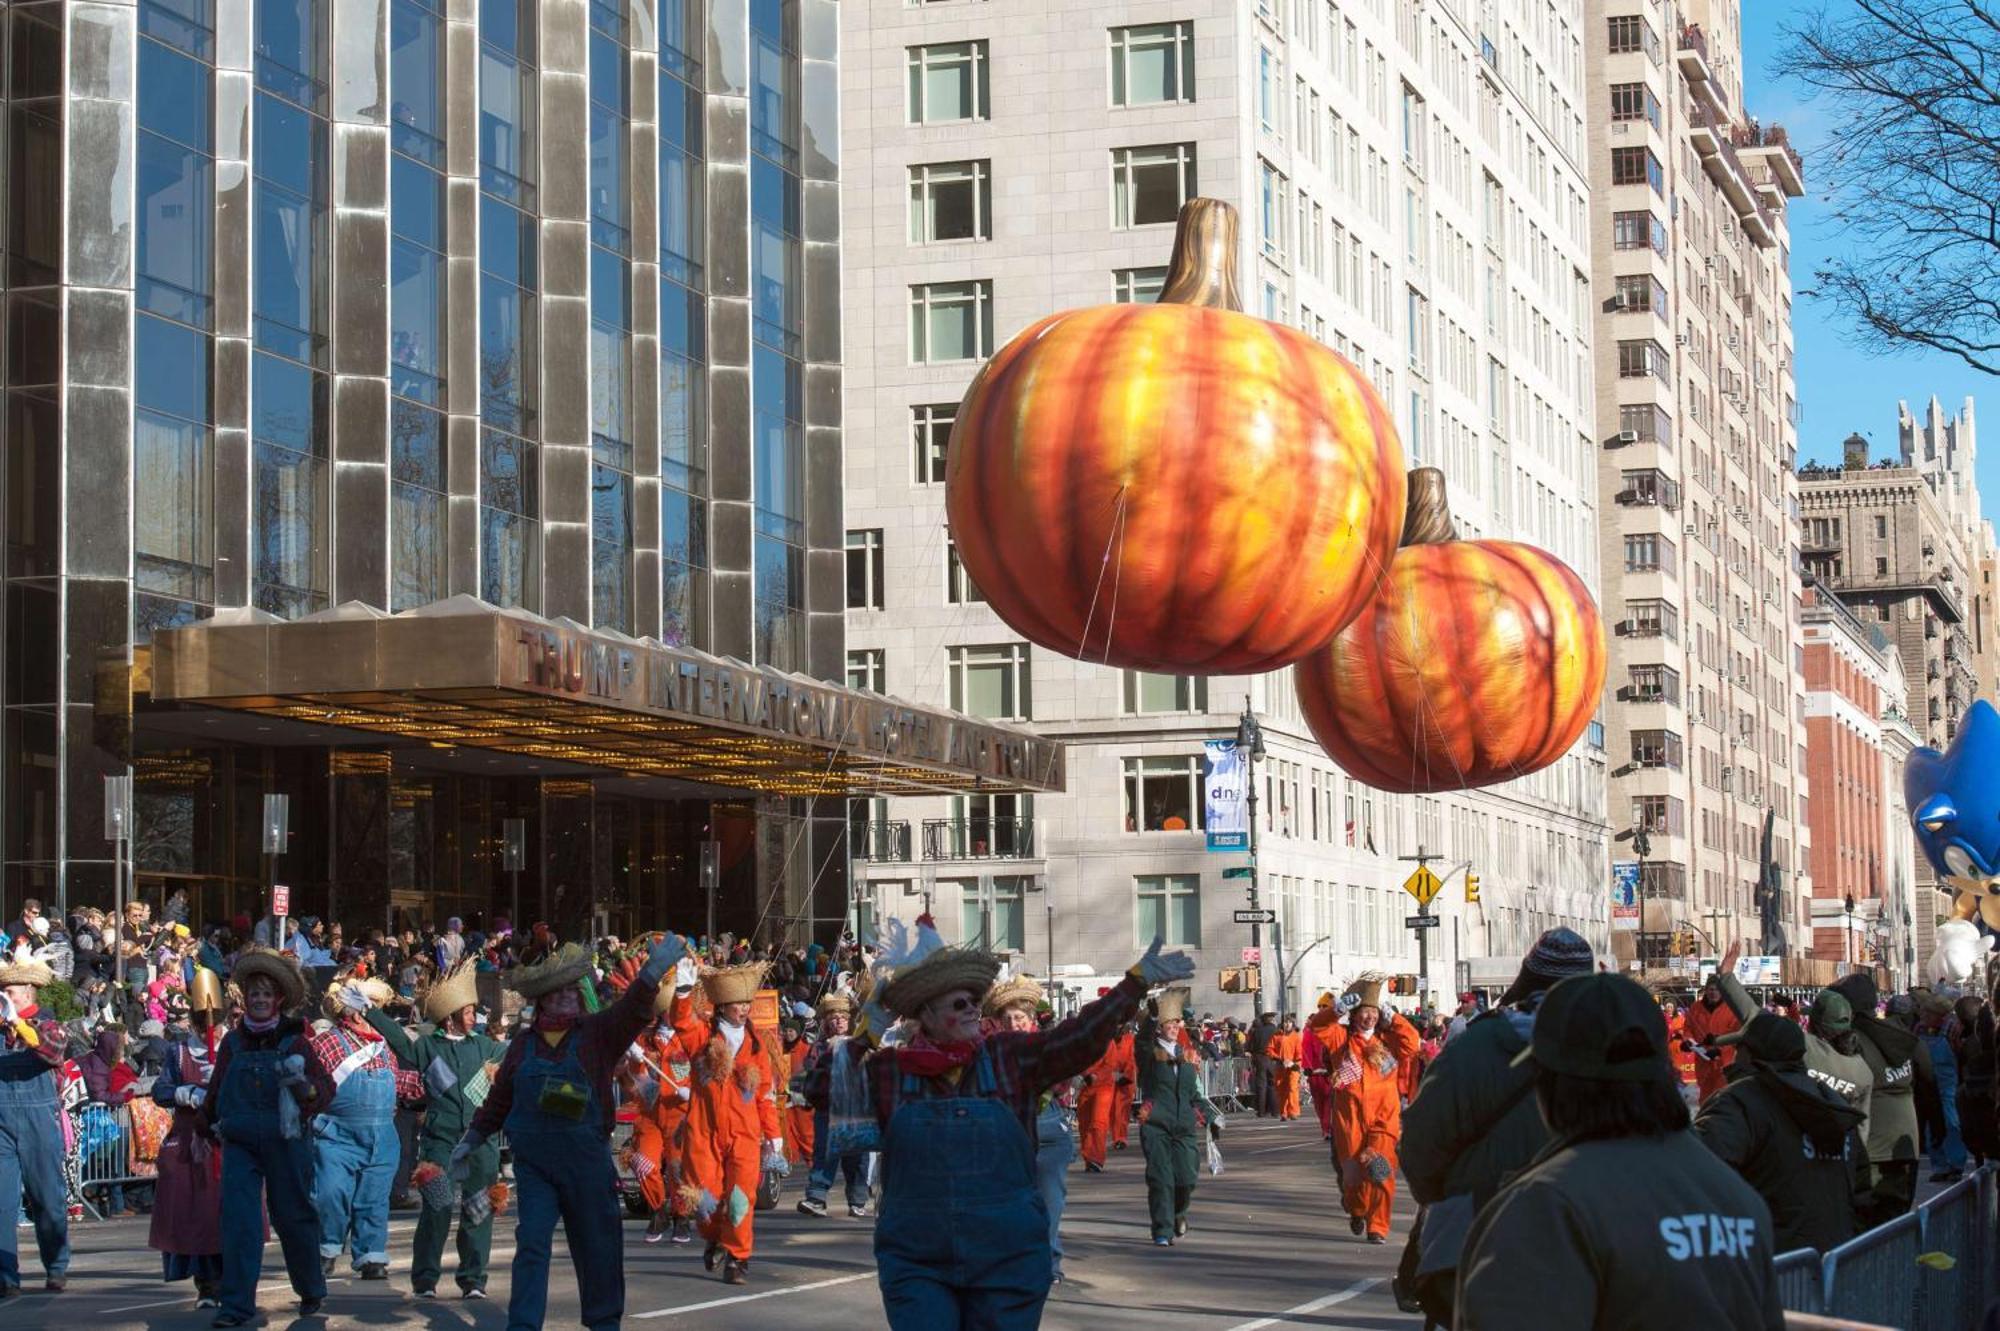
202,945,331,1326
1308,973,1420,1245
656,961,785,1285
618,951,701,1246
306,970,417,1281
0,946,69,1299
463,932,686,1331
795,991,870,1220
147,965,228,1308
984,972,1080,1281
1134,985,1224,1246
363,958,507,1298
863,936,1194,1328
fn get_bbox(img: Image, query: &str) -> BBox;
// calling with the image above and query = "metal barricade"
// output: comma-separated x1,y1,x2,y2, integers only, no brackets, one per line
1204,1056,1254,1113
1773,1248,1823,1316
68,1101,165,1220
1821,1210,1922,1328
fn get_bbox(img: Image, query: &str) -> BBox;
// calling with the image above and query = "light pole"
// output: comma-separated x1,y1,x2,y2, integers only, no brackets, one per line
1632,825,1652,972
1844,892,1855,972
1238,704,1267,1017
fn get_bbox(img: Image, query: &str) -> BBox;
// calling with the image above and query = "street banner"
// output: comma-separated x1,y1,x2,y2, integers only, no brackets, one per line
1203,739,1248,851
1610,860,1640,932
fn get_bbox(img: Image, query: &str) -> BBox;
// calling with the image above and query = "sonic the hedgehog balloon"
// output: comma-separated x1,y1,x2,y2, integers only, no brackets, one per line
1906,699,2000,983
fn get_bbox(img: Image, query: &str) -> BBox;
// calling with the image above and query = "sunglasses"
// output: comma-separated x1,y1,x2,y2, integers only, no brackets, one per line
932,994,978,1015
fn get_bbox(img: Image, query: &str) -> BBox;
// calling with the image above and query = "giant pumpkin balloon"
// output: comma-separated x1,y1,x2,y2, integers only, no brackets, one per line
945,199,1407,674
1296,469,1606,793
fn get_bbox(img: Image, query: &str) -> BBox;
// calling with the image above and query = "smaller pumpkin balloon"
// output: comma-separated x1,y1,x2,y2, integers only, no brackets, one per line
1295,469,1606,793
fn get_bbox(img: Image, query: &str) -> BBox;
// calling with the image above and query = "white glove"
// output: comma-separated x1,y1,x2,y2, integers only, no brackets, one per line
278,1053,308,1087
174,1084,206,1110
674,1084,690,1102
674,955,700,991
340,983,373,1014
762,1140,789,1176
450,1132,485,1182
1134,937,1196,986
0,992,16,1024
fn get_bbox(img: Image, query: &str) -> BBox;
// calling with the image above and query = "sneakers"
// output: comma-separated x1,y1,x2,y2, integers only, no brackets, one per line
722,1258,749,1286
299,1295,325,1316
413,1288,437,1299
210,1315,250,1328
1084,1161,1104,1174
703,1243,723,1272
1366,1233,1387,1245
1349,1215,1365,1236
1112,1140,1127,1151
1172,1217,1188,1238
646,1210,672,1243
849,1203,871,1219
463,1288,487,1300
796,1196,828,1217
671,1218,694,1245
1152,1236,1172,1247
44,1277,65,1292
359,1263,388,1281
196,1291,222,1310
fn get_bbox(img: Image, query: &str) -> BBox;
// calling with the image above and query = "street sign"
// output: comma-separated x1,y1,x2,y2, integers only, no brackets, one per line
1233,909,1277,925
1241,947,1262,964
272,884,291,918
1402,864,1443,908
1405,914,1440,929
1205,831,1249,852
1221,866,1253,880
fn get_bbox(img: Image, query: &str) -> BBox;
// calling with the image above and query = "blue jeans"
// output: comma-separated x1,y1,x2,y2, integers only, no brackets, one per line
219,1137,325,1318
1925,1034,1967,1172
1033,1107,1074,1275
806,1105,869,1208
503,1034,625,1331
314,1113,400,1266
0,1060,68,1289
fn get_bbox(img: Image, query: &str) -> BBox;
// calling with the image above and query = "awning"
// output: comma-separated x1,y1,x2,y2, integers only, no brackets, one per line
144,596,1065,797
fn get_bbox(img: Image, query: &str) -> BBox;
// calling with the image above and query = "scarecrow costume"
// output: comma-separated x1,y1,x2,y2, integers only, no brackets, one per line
310,972,419,1277
1134,987,1223,1244
203,947,334,1326
1077,1004,1136,1170
466,935,680,1331
148,966,226,1306
619,958,698,1245
985,975,1079,1281
366,958,507,1296
0,953,69,1298
1307,976,1420,1243
797,992,870,1216
660,962,784,1284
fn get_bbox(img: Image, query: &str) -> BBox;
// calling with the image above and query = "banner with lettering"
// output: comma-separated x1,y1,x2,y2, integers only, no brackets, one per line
1203,739,1248,852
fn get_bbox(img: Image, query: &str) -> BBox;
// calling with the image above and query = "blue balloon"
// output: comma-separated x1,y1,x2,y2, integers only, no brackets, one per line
1907,698,2000,881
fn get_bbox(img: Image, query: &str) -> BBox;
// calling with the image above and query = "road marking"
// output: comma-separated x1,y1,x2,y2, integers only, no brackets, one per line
1243,1140,1321,1155
1220,1277,1384,1330
633,1270,875,1318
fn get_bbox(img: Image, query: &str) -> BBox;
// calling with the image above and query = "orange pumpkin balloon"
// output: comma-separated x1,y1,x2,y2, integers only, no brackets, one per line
1295,470,1607,793
945,200,1407,674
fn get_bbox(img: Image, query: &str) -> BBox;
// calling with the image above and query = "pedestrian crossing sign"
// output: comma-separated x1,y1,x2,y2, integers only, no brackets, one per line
1402,865,1442,908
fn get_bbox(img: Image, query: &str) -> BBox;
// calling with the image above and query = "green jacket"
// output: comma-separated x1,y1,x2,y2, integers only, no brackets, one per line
1134,1019,1220,1139
1715,971,1873,1134
366,1009,507,1152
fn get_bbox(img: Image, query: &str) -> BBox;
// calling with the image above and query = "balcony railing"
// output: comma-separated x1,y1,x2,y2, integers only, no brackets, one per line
922,817,1035,860
851,820,913,863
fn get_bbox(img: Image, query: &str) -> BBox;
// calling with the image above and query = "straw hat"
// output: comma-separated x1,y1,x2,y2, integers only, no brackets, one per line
879,947,1004,1018
507,942,593,999
421,959,482,1023
1153,987,1192,1022
1344,976,1386,1011
982,975,1044,1018
188,967,225,1015
816,993,854,1020
325,972,396,1018
701,963,768,1007
232,947,307,1011
0,956,55,989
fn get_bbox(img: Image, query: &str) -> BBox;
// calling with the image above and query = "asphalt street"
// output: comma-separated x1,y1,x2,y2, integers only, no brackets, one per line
6,1117,1421,1329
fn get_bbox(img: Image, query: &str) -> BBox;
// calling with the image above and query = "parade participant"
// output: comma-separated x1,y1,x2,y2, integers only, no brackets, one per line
984,974,1078,1279
1309,976,1420,1244
1915,992,1967,1182
0,950,68,1299
1134,986,1223,1247
1076,998,1135,1172
1830,970,1937,1225
364,959,507,1297
1681,974,1740,1104
149,967,226,1307
1710,955,1873,1133
204,946,330,1328
309,972,417,1279
1267,1015,1303,1121
1247,1010,1278,1117
621,958,698,1245
1457,973,1783,1330
796,992,869,1219
1300,995,1335,1143
662,962,784,1285
1106,1021,1137,1152
780,1021,815,1170
866,938,1194,1328
461,934,682,1331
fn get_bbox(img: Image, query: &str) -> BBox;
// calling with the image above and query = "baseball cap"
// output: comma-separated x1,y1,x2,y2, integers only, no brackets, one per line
1511,973,1670,1081
1810,988,1853,1036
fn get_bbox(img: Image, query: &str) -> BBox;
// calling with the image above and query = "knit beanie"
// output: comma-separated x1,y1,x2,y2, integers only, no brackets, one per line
1499,927,1595,1007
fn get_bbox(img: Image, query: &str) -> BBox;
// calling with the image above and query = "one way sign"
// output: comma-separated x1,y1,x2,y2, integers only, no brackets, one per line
1233,909,1276,925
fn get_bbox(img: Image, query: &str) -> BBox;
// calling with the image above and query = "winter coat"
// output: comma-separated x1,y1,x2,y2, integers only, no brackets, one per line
1133,1020,1218,1140
1694,1059,1867,1252
1716,972,1874,1133
1402,1004,1547,1211
1830,974,1937,1164
1959,1006,2000,1163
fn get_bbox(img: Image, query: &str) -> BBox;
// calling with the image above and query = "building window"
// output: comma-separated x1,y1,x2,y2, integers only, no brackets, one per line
1110,21,1194,107
1135,874,1202,946
390,400,448,611
1632,794,1684,837
1619,402,1673,446
481,428,538,609
961,875,1027,950
1612,210,1669,255
908,160,992,243
1123,672,1207,714
1617,338,1671,380
1608,82,1661,127
1115,266,1169,303
1613,274,1668,315
847,648,885,693
134,316,216,620
913,403,954,482
1874,514,1888,538
910,280,995,363
846,529,885,610
1631,729,1684,770
1610,147,1664,195
1258,159,1287,261
1113,143,1197,228
1123,756,1203,831
1627,663,1681,704
950,644,1031,720
1875,556,1889,576
945,539,986,604
907,41,989,123
1606,15,1658,61
1624,533,1675,575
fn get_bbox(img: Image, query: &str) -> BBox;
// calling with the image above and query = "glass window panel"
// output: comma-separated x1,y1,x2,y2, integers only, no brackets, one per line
1114,266,1167,303
479,47,536,203
391,483,444,610
253,93,326,361
252,437,326,615
478,0,529,59
141,0,216,59
750,0,796,163
254,0,323,106
139,38,213,150
753,345,802,539
389,0,444,166
135,311,212,423
592,461,632,631
480,428,535,516
480,195,535,288
658,0,700,78
390,236,446,404
137,131,215,326
134,409,214,601
480,272,535,433
391,153,444,249
913,403,953,483
8,108,63,288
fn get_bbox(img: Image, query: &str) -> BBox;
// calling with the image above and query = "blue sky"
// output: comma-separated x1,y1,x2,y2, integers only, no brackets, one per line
1739,5,1995,476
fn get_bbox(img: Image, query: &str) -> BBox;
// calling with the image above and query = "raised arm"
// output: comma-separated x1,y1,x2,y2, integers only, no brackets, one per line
363,1006,420,1066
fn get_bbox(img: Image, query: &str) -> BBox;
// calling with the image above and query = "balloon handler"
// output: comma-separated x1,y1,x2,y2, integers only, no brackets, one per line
364,958,507,1298
457,933,686,1331
861,935,1197,1330
0,950,70,1301
201,947,334,1328
1135,986,1224,1245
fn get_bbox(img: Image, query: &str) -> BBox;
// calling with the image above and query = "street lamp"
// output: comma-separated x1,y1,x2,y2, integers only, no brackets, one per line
1632,824,1652,971
1237,703,1268,1016
1844,892,1855,971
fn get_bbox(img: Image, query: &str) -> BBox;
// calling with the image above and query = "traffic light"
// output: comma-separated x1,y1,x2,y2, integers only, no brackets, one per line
1464,871,1481,904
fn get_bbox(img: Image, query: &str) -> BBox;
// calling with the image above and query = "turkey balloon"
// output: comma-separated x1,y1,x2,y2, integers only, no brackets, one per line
944,199,1407,675
1295,468,1606,793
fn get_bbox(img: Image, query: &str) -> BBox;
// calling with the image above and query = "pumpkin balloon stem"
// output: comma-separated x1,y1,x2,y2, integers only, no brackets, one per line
1158,199,1242,311
1400,467,1459,546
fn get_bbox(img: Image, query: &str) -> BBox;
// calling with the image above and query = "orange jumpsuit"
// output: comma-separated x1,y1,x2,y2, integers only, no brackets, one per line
1681,997,1740,1104
1267,1029,1304,1120
1300,1024,1334,1138
1106,1030,1137,1147
782,1042,815,1168
1309,1009,1421,1241
1667,1010,1698,1088
1077,1032,1137,1167
664,997,783,1262
620,1020,692,1218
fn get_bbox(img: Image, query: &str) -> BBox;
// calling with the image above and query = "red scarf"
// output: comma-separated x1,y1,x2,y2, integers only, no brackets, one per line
536,1011,579,1033
892,1036,979,1078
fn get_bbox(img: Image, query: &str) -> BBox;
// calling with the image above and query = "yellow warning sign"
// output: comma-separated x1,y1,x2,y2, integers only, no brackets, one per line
1402,865,1443,908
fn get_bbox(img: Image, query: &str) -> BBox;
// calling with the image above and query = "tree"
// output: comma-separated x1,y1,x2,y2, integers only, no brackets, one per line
1785,0,2000,373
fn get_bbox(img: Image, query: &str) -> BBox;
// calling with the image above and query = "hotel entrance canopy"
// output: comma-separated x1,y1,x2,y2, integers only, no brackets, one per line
146,597,1065,797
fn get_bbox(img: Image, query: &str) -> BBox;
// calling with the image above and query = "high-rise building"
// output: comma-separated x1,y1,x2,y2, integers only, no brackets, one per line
1587,0,1812,972
0,0,1054,935
841,0,1609,1011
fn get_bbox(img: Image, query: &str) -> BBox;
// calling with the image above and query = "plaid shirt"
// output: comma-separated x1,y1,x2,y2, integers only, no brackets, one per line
307,1021,423,1106
866,973,1145,1145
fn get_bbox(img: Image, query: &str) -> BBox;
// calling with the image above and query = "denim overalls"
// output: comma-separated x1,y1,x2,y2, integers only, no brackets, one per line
314,1039,399,1268
874,1047,1053,1329
1032,1097,1076,1278
213,1037,326,1320
0,1042,67,1291
503,1033,625,1331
